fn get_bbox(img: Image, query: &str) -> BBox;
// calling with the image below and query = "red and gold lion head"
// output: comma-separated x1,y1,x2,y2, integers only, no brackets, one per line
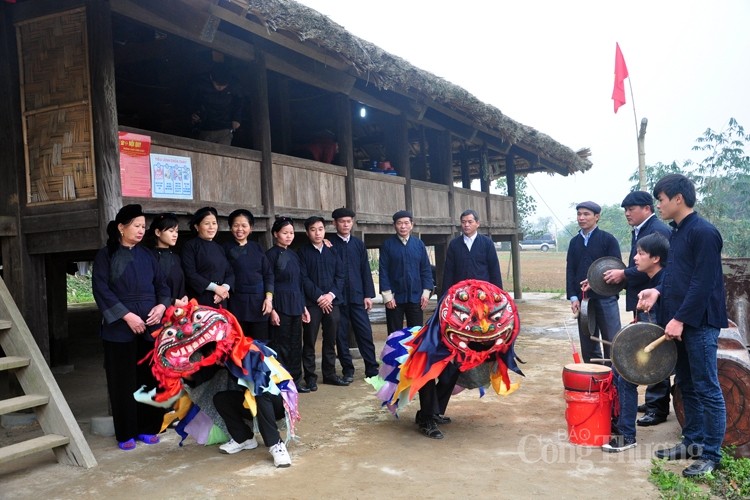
440,280,517,357
148,300,252,402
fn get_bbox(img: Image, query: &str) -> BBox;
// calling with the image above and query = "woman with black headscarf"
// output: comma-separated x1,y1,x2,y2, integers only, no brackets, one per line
92,204,171,450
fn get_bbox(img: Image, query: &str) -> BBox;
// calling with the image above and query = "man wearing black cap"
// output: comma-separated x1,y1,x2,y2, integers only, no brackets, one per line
603,191,672,427
565,201,622,362
329,207,380,383
379,210,434,335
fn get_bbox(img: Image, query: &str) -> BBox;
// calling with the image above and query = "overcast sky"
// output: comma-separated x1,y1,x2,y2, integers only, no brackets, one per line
296,0,750,229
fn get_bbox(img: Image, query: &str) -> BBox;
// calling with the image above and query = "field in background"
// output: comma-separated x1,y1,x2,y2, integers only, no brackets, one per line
498,250,567,294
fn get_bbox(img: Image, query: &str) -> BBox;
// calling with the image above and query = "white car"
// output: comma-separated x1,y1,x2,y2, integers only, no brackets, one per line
519,239,556,252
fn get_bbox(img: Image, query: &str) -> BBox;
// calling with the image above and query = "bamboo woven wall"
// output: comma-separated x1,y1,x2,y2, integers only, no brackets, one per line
16,8,96,204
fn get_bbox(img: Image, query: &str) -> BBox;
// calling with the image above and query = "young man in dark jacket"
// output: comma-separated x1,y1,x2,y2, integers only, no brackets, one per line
329,207,379,383
298,216,347,390
638,174,728,478
565,200,622,362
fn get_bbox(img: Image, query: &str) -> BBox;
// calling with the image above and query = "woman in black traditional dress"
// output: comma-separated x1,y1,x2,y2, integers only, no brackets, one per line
223,209,274,340
92,204,171,450
148,213,187,305
181,206,234,307
265,217,310,391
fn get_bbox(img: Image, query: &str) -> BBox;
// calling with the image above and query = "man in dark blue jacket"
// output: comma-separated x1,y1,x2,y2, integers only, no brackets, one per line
379,210,434,335
329,207,380,383
298,216,348,390
638,174,727,478
604,191,672,427
566,200,622,362
442,209,503,291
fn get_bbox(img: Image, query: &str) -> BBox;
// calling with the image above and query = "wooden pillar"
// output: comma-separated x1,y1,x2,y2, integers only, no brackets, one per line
437,130,455,227
46,255,70,367
388,114,411,211
88,0,121,244
0,5,51,361
278,77,291,155
460,145,471,189
505,152,522,299
250,50,274,249
335,94,355,211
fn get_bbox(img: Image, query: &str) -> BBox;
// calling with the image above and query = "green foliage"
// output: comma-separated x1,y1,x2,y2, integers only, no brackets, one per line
649,459,709,499
66,273,95,304
495,175,537,235
630,118,750,257
649,451,750,500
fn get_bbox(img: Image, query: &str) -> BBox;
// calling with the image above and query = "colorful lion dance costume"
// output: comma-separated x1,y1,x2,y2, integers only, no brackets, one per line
135,300,300,444
375,279,523,414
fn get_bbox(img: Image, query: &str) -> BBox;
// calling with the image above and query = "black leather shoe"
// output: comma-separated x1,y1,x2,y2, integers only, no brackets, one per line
307,381,318,392
297,383,311,394
654,443,702,461
342,374,354,384
637,404,648,413
434,414,452,425
637,412,667,426
322,376,350,386
419,420,444,439
682,459,719,477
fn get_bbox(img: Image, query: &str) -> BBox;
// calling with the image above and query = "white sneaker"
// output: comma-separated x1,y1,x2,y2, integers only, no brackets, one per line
219,437,258,454
269,441,291,467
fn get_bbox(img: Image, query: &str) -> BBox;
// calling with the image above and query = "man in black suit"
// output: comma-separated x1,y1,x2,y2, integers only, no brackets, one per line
443,209,503,291
298,216,348,390
604,191,673,426
329,207,380,383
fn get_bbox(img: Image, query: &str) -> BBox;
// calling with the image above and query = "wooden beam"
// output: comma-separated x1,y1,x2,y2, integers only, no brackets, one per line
111,0,256,62
206,3,349,71
335,94,356,211
506,151,522,300
88,0,120,244
510,145,568,176
0,216,17,237
264,51,356,96
250,50,274,249
349,87,401,116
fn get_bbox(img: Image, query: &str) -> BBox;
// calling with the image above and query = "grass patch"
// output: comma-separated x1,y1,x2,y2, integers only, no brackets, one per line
650,450,750,499
67,273,95,304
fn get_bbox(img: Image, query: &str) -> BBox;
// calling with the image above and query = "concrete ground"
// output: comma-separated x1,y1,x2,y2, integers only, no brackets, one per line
1,294,683,499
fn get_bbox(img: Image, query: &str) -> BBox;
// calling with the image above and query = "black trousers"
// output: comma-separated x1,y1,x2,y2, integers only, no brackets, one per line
302,304,340,382
240,319,270,342
270,313,303,382
336,302,380,378
213,390,284,446
103,337,164,442
417,363,461,423
644,378,672,417
385,301,423,335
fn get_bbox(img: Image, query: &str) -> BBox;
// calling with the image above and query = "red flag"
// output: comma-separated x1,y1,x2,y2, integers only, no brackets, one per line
612,43,629,113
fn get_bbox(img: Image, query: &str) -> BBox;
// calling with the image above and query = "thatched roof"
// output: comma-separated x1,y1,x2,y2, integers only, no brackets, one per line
244,0,592,176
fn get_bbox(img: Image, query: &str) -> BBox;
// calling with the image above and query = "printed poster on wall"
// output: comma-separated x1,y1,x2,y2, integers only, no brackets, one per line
118,132,152,197
150,153,193,199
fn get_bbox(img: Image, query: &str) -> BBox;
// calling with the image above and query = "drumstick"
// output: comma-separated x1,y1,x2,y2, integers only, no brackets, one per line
563,320,582,363
644,335,668,353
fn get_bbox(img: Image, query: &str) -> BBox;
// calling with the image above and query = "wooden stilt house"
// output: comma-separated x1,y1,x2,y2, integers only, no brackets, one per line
0,0,592,362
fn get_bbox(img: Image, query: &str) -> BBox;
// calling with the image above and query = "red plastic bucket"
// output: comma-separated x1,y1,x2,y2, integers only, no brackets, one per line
563,365,613,447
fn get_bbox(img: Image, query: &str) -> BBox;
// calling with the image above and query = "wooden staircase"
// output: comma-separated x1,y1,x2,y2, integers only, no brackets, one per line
0,278,96,468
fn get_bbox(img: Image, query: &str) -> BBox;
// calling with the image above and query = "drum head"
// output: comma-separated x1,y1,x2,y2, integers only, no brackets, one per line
587,256,626,296
611,323,676,385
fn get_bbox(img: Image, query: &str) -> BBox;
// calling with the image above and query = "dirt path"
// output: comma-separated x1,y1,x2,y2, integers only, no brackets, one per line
1,295,682,499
